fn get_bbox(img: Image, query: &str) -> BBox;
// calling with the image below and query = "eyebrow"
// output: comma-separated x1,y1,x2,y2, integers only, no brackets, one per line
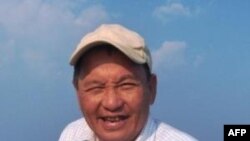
115,74,139,83
82,80,105,87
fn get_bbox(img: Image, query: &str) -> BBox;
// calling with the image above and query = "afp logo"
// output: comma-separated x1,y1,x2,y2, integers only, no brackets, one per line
224,125,250,141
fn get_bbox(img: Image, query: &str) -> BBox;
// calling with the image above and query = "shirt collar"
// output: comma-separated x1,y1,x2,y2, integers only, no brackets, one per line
135,115,156,141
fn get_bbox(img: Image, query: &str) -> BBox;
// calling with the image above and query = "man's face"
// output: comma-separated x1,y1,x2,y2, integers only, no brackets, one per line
75,49,156,141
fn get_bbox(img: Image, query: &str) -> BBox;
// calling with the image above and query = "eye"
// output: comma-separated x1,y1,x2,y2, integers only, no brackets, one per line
119,82,137,90
85,86,104,94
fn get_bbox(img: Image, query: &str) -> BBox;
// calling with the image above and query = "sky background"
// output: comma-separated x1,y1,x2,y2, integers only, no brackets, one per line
0,0,250,141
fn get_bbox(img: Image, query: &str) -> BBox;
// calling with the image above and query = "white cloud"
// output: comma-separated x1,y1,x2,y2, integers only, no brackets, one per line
153,2,198,22
152,41,205,73
152,41,187,71
155,3,191,16
0,0,109,78
0,0,109,37
75,5,108,27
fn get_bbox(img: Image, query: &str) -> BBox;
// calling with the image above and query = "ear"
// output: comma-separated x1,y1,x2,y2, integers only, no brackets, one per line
72,79,79,90
148,73,157,105
72,79,81,100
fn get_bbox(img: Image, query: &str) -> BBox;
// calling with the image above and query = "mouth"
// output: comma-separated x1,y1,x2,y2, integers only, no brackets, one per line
99,115,129,130
101,115,128,122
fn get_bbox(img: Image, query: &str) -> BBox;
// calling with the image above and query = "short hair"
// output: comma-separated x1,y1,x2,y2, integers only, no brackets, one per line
72,44,151,89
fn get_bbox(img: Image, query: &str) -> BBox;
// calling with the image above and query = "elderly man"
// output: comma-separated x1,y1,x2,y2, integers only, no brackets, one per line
59,24,197,141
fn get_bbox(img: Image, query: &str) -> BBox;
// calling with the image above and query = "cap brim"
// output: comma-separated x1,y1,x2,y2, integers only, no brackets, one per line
70,40,146,66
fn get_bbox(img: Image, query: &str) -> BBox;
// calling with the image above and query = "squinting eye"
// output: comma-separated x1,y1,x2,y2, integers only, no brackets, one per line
85,86,104,94
119,83,137,90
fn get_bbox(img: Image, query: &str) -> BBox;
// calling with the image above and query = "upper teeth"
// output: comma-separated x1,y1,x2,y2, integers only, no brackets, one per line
105,117,120,122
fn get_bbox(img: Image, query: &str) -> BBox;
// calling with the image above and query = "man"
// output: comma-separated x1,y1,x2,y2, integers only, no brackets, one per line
59,24,197,141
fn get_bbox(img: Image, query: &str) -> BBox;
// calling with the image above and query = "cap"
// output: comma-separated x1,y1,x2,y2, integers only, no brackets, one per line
70,24,152,71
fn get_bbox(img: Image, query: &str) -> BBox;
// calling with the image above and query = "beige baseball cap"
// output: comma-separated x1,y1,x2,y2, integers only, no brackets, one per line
70,24,152,71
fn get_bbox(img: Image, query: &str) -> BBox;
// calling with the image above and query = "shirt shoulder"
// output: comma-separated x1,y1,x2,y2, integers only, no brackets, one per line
59,118,94,141
155,119,198,141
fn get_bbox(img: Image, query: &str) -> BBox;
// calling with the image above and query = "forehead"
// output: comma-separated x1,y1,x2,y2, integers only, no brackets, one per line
78,46,143,74
84,46,131,62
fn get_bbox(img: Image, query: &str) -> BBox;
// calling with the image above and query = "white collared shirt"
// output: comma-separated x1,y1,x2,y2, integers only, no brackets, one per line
59,116,198,141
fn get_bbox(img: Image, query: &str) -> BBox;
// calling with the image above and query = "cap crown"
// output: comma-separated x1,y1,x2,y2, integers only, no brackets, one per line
70,24,152,71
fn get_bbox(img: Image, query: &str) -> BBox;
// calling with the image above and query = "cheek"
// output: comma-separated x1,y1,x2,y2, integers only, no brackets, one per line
77,93,99,116
125,89,150,112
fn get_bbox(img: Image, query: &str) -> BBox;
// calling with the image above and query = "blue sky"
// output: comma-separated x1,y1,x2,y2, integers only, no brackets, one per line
0,0,250,141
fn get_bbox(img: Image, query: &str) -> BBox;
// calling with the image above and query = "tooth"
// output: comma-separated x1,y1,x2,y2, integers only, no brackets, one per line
104,116,123,122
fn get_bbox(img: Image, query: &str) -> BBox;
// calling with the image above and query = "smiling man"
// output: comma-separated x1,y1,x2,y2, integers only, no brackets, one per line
59,24,197,141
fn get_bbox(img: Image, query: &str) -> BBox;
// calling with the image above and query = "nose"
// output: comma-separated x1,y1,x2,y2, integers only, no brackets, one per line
102,87,123,111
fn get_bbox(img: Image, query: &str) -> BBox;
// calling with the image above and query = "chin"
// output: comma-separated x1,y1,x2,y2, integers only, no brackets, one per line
97,131,135,141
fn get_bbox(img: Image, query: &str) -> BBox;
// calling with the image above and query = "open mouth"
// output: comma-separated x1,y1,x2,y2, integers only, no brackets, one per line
99,115,129,130
101,115,128,122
